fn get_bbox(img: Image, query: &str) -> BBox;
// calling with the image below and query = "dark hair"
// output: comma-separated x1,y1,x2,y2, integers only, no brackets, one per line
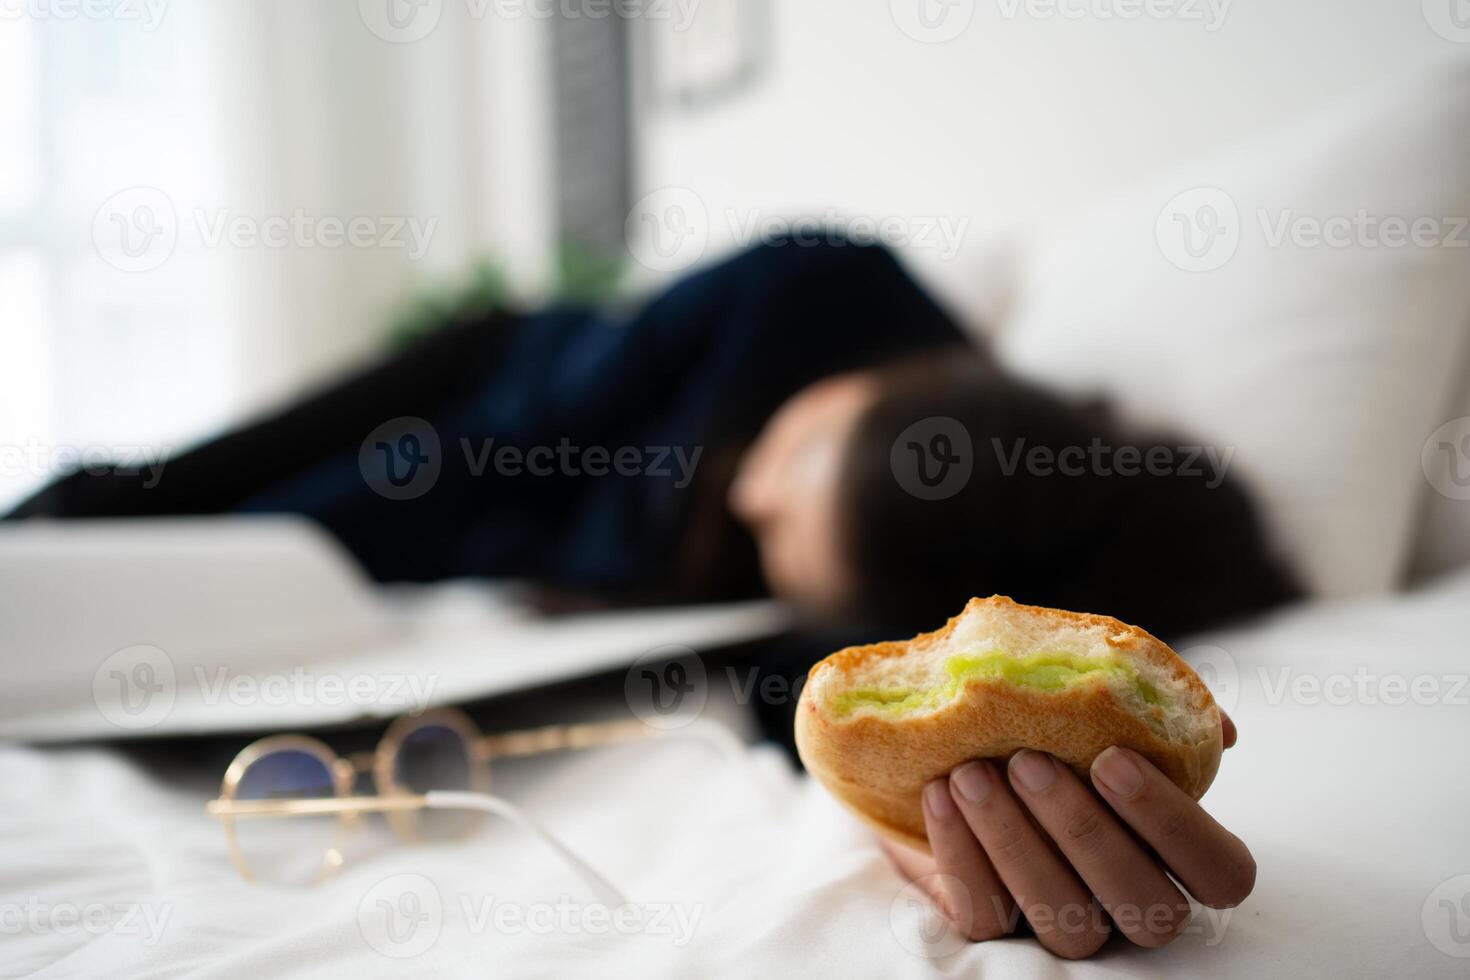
837,348,1301,641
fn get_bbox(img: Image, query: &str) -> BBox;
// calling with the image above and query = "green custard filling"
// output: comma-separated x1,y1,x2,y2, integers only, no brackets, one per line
831,651,1162,717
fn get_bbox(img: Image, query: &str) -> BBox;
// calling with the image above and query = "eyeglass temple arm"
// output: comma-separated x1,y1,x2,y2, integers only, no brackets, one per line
206,793,626,905
425,791,625,906
477,717,742,761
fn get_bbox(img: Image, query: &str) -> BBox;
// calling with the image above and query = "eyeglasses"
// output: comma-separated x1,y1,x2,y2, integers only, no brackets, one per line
205,708,737,902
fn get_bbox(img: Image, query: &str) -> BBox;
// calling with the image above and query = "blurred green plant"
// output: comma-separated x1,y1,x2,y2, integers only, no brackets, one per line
552,238,627,307
386,256,512,348
386,239,627,348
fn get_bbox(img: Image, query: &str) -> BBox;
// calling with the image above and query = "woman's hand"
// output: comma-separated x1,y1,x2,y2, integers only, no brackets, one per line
882,713,1254,960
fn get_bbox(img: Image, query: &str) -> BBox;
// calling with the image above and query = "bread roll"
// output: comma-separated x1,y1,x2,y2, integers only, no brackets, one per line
795,596,1222,852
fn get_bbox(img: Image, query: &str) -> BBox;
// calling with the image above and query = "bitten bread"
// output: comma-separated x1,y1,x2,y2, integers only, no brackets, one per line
795,596,1222,852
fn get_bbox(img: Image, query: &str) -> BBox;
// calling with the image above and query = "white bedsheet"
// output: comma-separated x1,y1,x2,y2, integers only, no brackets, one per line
5,570,1470,978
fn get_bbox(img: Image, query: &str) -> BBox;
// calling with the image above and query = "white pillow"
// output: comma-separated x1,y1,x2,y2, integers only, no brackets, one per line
994,60,1470,597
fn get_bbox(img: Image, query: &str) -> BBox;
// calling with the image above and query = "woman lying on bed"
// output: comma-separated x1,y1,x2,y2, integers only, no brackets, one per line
11,235,1294,957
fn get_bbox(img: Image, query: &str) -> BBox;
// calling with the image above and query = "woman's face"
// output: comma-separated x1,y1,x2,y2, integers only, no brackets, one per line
728,371,879,616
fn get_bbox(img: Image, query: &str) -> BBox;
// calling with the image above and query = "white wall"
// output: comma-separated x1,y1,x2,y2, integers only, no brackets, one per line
633,0,1469,322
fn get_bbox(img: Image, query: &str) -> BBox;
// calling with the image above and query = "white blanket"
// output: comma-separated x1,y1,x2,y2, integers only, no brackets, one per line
5,570,1470,978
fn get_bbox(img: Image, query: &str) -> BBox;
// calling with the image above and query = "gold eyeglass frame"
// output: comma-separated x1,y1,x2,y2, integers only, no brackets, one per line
206,706,668,886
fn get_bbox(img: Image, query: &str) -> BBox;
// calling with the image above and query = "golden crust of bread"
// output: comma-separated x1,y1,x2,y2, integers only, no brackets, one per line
795,596,1222,853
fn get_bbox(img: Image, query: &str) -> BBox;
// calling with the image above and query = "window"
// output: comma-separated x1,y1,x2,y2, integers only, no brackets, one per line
0,10,236,511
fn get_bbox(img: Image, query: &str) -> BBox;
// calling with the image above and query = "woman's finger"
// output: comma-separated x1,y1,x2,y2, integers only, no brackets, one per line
879,834,936,883
919,779,1016,941
949,760,1111,959
1091,747,1256,909
1221,711,1237,749
1005,750,1190,948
